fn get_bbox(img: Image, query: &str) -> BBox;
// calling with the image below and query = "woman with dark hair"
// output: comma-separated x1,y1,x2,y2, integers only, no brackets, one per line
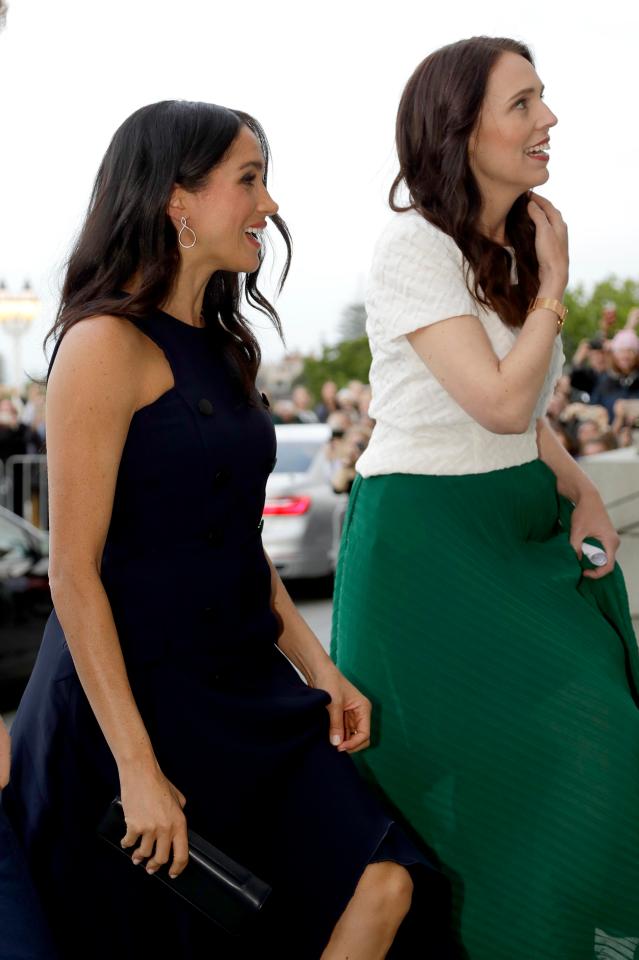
3,101,444,960
332,37,639,959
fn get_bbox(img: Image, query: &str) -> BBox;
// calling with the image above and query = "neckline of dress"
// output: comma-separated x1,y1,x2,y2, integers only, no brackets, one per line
155,307,209,332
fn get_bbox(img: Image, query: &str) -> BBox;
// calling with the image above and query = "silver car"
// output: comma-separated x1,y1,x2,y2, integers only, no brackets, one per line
262,423,346,579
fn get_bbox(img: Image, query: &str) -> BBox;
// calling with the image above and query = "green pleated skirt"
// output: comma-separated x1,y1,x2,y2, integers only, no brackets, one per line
331,459,639,959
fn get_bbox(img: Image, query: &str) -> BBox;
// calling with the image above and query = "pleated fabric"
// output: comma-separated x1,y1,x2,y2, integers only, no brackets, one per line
332,459,639,960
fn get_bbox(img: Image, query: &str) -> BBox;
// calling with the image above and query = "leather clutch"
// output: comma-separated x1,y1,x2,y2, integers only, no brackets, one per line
98,798,271,936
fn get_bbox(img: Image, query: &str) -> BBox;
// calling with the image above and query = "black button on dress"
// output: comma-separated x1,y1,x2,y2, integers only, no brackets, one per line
3,309,446,959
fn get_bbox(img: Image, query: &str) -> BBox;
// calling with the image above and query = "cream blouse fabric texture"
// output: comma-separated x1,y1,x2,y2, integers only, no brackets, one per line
357,211,565,477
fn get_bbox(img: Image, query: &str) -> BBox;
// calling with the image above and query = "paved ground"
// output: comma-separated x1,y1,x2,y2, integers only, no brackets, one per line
287,578,333,653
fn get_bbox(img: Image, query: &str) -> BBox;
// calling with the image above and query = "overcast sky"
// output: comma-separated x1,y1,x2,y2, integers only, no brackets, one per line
0,0,637,383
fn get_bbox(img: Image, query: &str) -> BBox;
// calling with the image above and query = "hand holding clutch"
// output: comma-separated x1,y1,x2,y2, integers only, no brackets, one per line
98,798,271,937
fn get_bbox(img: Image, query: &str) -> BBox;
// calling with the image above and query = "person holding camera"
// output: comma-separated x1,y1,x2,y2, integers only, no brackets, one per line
569,336,609,396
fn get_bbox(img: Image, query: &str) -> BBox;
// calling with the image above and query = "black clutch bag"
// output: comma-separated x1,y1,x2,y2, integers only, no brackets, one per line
98,798,271,936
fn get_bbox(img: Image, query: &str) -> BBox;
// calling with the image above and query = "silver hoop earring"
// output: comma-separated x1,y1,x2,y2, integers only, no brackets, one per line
178,216,197,249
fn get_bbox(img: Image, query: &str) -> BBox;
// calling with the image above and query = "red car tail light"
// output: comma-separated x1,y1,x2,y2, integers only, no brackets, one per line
263,496,312,516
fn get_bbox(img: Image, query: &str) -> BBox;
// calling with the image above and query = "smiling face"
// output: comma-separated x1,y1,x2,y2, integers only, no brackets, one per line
469,52,558,203
169,124,278,275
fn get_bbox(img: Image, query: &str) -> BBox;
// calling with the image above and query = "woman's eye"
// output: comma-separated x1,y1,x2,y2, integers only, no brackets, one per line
515,98,528,110
241,174,256,186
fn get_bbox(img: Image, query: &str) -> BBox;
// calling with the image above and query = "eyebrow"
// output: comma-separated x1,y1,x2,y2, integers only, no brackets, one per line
238,160,265,171
509,84,545,102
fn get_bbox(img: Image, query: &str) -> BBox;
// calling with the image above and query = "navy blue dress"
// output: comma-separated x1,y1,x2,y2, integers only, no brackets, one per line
0,799,56,960
3,311,449,959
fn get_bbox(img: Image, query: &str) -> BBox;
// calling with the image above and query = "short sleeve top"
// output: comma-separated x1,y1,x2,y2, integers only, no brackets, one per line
356,211,565,477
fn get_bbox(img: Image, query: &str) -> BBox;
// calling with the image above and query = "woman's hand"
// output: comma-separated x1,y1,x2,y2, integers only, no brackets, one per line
311,663,372,754
527,192,569,298
119,763,188,878
569,488,620,580
0,717,10,790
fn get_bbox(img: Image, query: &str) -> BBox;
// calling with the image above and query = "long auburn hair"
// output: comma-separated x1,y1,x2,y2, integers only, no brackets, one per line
390,37,540,328
46,100,292,394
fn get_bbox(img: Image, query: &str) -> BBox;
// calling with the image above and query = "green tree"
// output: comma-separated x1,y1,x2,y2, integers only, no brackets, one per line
300,337,372,401
298,301,371,400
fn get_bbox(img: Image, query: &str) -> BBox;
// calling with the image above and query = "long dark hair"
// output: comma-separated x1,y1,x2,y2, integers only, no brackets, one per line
47,100,292,393
390,37,539,328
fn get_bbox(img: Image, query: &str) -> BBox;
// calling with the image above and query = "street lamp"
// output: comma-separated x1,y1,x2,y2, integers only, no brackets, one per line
0,280,41,388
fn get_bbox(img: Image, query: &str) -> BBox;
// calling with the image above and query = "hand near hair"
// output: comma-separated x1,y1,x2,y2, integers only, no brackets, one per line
1,717,10,789
527,192,569,300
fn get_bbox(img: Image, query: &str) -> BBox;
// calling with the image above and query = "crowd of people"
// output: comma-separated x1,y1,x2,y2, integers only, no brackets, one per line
266,381,374,494
0,383,46,516
546,306,639,456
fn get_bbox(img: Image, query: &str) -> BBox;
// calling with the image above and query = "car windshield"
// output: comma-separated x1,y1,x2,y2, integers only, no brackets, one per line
273,441,323,474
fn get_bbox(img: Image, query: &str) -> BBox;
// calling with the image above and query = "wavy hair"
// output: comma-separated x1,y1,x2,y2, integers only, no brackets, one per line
47,100,292,394
390,37,539,328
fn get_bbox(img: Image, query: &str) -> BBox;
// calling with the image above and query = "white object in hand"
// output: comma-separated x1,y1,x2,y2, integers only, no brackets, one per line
581,541,608,567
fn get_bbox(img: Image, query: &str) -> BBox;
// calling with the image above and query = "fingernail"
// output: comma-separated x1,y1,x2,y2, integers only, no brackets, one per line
169,873,177,880
132,857,142,865
330,735,341,746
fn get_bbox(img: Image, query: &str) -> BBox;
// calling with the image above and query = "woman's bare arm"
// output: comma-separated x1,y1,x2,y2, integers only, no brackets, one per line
407,308,560,433
536,417,620,579
535,417,596,503
407,193,569,434
265,553,371,753
46,315,188,876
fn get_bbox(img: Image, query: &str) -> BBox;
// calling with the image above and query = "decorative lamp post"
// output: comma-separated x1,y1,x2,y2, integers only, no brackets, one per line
0,280,41,388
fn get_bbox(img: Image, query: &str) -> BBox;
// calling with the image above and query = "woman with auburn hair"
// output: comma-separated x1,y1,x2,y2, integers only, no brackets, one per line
332,37,639,959
3,101,446,960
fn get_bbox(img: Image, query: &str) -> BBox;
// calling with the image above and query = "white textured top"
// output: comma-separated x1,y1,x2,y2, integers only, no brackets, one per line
357,211,565,478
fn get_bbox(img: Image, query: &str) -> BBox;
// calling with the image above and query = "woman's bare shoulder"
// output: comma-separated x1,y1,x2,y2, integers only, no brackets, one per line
48,315,146,409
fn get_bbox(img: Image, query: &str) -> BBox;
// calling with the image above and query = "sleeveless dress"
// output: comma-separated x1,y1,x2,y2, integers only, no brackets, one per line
332,212,639,960
2,309,448,960
0,800,57,959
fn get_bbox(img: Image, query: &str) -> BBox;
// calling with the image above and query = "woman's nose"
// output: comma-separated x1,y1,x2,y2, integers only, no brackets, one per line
260,188,279,217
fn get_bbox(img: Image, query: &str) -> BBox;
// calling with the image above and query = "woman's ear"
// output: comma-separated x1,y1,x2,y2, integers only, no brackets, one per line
167,185,188,227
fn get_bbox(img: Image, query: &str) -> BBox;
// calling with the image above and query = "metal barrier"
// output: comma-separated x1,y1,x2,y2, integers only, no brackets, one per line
1,455,48,530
